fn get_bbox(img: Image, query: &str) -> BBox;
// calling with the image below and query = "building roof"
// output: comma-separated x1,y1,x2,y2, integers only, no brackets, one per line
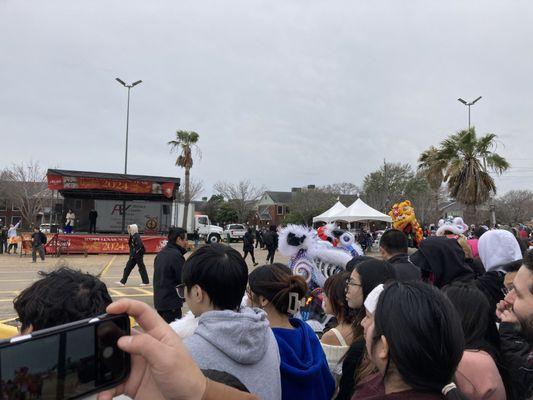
266,191,292,204
48,169,180,184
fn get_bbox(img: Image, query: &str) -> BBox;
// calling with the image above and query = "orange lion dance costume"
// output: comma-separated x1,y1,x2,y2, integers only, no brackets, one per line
388,200,424,247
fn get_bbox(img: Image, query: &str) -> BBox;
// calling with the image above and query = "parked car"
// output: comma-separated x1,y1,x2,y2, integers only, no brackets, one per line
39,223,62,234
223,224,247,242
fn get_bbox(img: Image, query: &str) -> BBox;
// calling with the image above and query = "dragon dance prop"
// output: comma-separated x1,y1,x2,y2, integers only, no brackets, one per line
388,200,424,247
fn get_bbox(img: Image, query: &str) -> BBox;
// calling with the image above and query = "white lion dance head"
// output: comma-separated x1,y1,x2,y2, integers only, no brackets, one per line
278,224,361,290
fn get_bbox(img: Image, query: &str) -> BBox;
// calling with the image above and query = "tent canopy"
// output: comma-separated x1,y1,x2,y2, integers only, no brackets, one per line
330,198,392,223
312,201,347,223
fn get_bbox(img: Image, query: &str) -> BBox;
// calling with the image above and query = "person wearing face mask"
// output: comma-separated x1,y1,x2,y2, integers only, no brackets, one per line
248,263,335,400
335,260,396,400
353,281,468,399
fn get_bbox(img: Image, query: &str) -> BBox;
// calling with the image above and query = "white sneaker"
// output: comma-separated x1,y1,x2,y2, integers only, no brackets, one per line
115,281,125,287
139,283,150,287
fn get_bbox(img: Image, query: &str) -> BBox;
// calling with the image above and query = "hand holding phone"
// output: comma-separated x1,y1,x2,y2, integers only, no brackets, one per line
0,313,130,400
97,299,207,400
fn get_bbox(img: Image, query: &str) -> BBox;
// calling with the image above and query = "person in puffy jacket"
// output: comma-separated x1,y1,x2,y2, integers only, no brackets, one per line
117,224,149,286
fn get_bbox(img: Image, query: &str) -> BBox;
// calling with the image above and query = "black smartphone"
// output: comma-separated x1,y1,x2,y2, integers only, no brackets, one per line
0,313,131,400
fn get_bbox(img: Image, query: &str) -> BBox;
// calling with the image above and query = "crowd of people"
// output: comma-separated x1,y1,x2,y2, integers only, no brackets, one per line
2,221,532,399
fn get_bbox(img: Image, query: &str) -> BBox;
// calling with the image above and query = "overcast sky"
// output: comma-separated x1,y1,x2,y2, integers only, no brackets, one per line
1,0,532,198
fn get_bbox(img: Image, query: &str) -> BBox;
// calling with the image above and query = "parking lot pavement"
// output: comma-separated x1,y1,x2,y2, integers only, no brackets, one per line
0,243,288,324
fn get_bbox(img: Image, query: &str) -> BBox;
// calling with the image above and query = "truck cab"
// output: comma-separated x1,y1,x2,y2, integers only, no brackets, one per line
195,215,223,243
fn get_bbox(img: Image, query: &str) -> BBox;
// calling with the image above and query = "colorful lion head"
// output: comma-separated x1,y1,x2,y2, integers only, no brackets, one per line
389,200,416,231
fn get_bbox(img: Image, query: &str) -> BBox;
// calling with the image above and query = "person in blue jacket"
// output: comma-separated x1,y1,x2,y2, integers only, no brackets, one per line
248,263,335,400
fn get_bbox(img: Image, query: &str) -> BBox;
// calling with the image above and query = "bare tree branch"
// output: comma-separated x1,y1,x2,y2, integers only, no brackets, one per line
213,180,265,222
1,161,47,228
177,177,204,201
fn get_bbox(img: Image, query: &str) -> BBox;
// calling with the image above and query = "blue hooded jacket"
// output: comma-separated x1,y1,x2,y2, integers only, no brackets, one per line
272,318,335,400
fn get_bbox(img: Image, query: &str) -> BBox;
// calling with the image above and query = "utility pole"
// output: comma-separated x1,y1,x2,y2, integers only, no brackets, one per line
116,78,142,234
457,96,482,130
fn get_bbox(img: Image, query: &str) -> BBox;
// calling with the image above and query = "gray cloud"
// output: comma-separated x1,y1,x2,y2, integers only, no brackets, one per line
1,0,532,196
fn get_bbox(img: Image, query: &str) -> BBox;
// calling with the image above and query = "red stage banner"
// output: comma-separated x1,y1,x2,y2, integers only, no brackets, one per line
47,174,175,198
43,234,168,255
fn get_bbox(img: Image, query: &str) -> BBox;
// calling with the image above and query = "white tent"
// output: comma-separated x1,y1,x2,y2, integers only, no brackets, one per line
331,198,392,223
312,201,347,223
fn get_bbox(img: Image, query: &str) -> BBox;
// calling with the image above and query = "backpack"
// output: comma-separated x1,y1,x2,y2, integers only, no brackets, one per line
40,232,47,245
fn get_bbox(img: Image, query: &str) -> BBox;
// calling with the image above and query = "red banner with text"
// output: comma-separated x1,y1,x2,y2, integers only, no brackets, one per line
47,174,175,199
44,234,168,255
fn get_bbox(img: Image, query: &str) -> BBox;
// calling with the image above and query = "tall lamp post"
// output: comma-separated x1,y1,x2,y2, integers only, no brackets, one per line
457,96,482,129
116,78,142,233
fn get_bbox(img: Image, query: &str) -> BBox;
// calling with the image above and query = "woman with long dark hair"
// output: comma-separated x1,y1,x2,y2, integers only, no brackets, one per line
248,263,335,400
354,281,468,399
443,283,506,400
321,271,354,381
335,259,396,400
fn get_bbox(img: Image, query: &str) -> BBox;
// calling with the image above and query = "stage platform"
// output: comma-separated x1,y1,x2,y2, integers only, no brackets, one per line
42,233,167,255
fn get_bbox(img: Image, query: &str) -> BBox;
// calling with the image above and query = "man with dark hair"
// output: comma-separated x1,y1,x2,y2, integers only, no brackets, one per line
153,227,188,323
180,243,281,400
379,229,420,281
13,267,112,333
30,226,46,263
496,249,533,399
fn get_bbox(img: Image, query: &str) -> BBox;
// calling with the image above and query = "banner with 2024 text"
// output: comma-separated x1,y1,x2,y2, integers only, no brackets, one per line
44,235,168,255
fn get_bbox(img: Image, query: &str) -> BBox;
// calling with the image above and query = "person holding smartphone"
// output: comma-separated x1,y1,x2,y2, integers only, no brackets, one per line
97,298,259,400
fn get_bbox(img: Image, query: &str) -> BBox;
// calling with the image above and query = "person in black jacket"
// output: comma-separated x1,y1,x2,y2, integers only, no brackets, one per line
0,225,7,254
496,249,533,399
31,226,46,263
262,225,278,264
153,227,188,323
255,228,263,249
379,229,421,281
242,228,258,266
88,209,98,234
117,224,149,286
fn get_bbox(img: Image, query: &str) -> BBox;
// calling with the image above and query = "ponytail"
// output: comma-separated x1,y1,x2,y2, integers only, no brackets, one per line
248,263,307,315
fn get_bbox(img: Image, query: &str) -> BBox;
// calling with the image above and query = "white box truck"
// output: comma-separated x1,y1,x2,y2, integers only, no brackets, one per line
171,202,223,243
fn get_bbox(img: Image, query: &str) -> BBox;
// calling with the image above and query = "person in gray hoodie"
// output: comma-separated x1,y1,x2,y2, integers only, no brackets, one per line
178,243,281,400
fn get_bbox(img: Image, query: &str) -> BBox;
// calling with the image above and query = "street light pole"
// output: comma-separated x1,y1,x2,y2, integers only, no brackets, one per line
457,96,482,130
116,78,142,233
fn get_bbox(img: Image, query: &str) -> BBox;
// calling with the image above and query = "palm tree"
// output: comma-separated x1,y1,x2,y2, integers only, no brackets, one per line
418,146,447,221
430,127,509,222
168,130,200,229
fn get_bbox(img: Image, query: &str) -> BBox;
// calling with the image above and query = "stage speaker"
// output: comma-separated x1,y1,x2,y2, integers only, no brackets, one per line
162,205,170,215
50,224,59,233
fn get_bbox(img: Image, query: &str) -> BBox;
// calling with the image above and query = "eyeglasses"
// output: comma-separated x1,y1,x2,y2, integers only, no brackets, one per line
501,284,515,297
345,278,362,288
176,283,186,299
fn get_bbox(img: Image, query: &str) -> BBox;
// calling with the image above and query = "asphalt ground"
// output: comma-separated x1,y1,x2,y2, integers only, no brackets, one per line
0,243,289,325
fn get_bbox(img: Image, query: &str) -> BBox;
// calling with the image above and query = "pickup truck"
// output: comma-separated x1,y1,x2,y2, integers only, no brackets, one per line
223,224,247,242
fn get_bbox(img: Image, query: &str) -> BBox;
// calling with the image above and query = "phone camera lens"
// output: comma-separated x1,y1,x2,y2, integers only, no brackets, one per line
103,346,114,359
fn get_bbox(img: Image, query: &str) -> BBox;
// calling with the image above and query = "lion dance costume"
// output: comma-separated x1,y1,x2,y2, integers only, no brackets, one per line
278,224,362,291
388,200,424,247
